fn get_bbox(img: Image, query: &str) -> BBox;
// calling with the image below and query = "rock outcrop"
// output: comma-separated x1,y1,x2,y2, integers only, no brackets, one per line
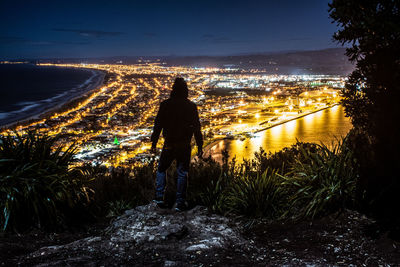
18,206,399,266
23,203,251,266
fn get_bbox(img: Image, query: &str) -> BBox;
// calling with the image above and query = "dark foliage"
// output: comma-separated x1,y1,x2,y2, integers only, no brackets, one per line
1,129,359,231
85,161,157,217
224,168,286,219
86,138,359,221
0,132,92,231
329,0,400,219
242,142,321,175
282,139,358,218
186,156,224,209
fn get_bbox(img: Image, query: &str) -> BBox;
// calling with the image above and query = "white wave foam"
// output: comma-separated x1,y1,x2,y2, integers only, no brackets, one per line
77,71,96,89
0,102,40,123
1,69,103,125
43,91,69,102
16,101,36,106
15,103,40,113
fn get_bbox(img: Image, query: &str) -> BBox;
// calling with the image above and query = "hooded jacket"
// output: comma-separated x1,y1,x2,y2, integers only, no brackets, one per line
150,80,203,149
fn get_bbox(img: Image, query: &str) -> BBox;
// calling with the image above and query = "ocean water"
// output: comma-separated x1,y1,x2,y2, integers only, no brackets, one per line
209,105,353,162
0,64,97,126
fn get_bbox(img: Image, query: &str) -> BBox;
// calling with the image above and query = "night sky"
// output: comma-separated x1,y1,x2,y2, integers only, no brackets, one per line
0,0,339,59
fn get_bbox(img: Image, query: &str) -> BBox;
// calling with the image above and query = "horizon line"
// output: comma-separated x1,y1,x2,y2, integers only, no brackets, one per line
1,47,345,61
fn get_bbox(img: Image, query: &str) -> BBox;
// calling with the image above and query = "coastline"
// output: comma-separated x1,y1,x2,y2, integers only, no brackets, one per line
203,104,341,157
0,67,106,130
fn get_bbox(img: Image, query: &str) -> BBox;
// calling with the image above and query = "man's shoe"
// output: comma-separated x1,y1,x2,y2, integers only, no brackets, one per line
175,202,187,212
153,197,167,209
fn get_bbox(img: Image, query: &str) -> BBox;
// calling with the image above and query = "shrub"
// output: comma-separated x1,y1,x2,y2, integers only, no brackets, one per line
243,142,320,175
0,129,360,230
330,0,400,222
282,138,358,219
0,131,91,231
87,162,156,216
183,139,358,220
187,156,224,210
223,168,286,219
72,136,360,223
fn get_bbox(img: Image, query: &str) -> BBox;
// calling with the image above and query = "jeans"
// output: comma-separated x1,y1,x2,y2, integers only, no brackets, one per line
155,144,191,205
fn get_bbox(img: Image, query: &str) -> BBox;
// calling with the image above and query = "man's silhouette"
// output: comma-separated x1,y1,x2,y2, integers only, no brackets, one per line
151,77,203,211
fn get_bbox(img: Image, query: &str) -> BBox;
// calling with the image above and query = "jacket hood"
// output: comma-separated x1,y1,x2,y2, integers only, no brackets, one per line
170,77,188,98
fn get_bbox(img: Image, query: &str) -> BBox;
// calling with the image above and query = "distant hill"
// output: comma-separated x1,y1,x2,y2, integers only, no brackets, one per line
30,48,353,75
164,48,354,75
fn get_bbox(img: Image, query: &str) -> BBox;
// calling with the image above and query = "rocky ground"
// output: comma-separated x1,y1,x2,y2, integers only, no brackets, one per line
1,203,399,266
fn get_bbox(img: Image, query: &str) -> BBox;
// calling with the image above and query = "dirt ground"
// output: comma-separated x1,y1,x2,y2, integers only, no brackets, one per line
1,209,399,266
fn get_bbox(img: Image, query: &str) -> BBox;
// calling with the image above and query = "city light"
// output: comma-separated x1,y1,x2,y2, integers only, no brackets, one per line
3,63,344,167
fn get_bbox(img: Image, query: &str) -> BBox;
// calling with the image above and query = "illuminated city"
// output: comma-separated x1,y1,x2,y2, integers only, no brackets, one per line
1,63,345,167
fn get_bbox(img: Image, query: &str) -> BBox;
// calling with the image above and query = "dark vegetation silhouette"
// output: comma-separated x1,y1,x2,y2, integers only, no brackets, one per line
329,0,400,224
0,132,92,231
0,131,358,231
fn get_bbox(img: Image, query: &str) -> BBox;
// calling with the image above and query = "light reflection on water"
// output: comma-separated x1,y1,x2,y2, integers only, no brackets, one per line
210,105,352,162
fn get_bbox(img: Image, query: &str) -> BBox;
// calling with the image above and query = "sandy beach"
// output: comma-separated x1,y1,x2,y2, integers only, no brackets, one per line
0,67,106,129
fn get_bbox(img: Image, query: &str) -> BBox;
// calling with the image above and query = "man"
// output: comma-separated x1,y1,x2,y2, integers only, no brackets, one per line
151,77,203,211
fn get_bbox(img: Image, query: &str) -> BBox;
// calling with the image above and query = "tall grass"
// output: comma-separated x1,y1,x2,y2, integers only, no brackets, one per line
223,168,286,218
1,131,360,231
87,162,157,216
189,138,359,220
0,131,91,231
187,157,225,210
282,138,358,218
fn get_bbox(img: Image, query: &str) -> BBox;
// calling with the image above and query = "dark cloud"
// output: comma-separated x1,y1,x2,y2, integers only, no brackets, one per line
1,0,337,58
52,28,124,38
0,36,90,45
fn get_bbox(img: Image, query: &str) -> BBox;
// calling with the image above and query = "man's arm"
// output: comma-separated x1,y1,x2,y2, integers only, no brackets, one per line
151,103,164,150
193,105,203,156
